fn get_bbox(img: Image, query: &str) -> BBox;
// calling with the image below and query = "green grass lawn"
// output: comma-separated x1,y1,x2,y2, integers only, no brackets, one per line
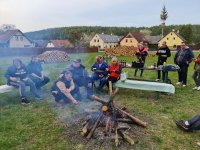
0,52,200,150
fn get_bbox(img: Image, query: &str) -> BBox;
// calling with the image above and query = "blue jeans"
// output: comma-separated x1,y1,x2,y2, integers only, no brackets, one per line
73,78,93,99
8,79,40,98
91,73,107,91
29,76,50,89
188,115,200,131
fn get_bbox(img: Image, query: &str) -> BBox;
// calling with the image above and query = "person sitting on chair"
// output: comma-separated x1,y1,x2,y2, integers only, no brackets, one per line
5,59,41,104
91,55,109,92
27,56,50,90
106,57,121,88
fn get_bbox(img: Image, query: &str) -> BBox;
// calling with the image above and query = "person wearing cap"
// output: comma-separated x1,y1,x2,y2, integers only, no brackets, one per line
27,56,50,90
91,55,109,92
5,59,41,104
51,70,79,106
60,58,93,100
174,41,194,87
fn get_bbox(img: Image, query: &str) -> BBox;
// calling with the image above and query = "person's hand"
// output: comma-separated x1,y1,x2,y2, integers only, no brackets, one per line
99,74,104,78
88,83,92,88
40,76,44,80
192,58,197,62
186,61,189,64
72,100,78,105
105,68,109,71
10,77,18,82
23,77,28,81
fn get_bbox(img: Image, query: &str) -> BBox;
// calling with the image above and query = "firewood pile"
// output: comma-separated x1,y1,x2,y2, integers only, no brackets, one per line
80,86,147,147
105,46,137,56
37,50,70,63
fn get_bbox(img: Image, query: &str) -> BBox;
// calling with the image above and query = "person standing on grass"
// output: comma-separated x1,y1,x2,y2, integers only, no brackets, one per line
155,41,171,81
5,59,41,104
134,42,148,77
192,52,200,90
91,55,109,92
51,70,79,106
106,57,121,88
174,41,194,87
27,56,50,90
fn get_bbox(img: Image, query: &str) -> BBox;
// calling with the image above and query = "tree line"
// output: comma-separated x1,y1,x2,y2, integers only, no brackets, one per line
25,24,200,45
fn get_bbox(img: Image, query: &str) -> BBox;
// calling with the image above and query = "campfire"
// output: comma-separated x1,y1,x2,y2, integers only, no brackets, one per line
80,83,147,147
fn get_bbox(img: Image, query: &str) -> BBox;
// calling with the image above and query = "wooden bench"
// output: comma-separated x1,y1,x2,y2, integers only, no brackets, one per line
0,85,15,94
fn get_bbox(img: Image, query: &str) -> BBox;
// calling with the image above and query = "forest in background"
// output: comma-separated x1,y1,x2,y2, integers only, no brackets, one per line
25,24,200,45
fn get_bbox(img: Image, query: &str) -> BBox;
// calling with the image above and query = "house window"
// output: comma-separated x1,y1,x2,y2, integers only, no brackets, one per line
97,39,99,42
171,33,173,35
20,37,23,41
15,36,19,41
99,46,101,48
94,39,96,42
130,40,132,43
167,38,169,40
126,39,128,43
174,37,175,40
110,45,112,48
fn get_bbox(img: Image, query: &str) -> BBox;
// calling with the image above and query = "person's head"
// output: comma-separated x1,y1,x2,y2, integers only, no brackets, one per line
181,41,188,49
13,59,22,69
31,56,39,64
162,41,167,47
138,42,144,49
96,55,103,64
72,59,81,67
63,70,72,80
111,57,118,66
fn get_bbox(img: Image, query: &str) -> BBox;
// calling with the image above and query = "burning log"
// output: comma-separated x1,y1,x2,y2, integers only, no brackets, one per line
117,118,134,124
86,112,103,139
115,107,147,128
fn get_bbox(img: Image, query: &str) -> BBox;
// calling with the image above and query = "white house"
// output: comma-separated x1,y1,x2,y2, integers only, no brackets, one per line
90,33,122,51
0,29,35,48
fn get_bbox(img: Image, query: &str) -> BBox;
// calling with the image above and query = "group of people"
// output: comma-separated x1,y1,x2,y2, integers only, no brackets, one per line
51,55,121,106
5,55,122,105
134,41,200,90
5,56,50,104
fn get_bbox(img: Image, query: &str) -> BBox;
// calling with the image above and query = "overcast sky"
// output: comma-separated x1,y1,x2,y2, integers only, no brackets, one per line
0,0,199,32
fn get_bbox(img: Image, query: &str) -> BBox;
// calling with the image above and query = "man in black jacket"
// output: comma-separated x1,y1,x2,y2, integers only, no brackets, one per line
156,41,171,81
174,42,194,87
5,59,41,104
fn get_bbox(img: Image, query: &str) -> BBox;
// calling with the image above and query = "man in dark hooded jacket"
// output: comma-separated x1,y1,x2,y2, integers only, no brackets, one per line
174,41,194,87
5,59,41,104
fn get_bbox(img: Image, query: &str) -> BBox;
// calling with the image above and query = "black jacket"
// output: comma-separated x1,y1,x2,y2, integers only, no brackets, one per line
174,48,194,65
156,46,171,62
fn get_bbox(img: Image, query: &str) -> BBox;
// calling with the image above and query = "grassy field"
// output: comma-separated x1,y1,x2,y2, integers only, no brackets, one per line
0,52,200,150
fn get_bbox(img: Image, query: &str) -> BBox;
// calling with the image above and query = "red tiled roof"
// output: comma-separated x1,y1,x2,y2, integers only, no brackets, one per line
49,40,72,48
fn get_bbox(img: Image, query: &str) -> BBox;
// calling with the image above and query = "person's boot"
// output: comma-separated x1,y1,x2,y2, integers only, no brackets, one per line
21,97,30,104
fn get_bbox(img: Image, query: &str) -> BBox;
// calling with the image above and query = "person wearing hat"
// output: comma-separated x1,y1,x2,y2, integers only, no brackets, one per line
27,56,50,90
60,58,93,100
91,55,109,92
5,59,41,104
51,70,79,106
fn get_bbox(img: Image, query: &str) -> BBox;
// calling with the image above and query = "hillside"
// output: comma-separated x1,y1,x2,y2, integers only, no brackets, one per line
25,25,200,44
